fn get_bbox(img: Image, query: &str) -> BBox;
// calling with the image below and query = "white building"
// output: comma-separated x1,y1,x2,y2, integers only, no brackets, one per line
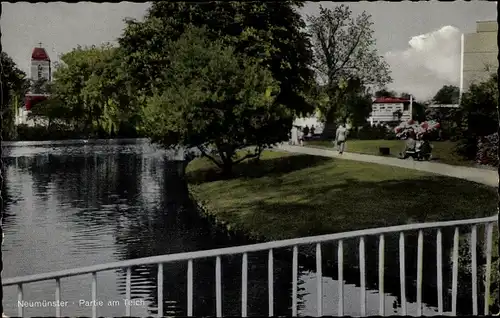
462,21,498,92
368,97,412,126
293,110,324,134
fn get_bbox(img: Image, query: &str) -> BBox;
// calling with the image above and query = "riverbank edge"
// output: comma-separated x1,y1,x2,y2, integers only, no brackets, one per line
186,152,500,312
188,187,266,243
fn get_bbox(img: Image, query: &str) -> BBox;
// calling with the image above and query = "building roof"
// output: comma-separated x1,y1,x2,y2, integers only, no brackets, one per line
31,47,50,61
373,97,410,104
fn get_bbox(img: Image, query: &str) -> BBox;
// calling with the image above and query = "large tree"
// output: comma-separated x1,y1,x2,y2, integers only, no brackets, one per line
460,74,498,137
433,85,459,105
374,88,397,98
45,44,138,136
118,1,315,117
454,73,498,160
141,27,291,175
307,5,392,125
1,52,29,140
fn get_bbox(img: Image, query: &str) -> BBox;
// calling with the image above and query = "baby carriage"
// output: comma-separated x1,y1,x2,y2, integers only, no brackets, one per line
401,139,433,161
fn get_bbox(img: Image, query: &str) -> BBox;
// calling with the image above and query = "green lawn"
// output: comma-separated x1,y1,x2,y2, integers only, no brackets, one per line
187,150,496,241
187,150,498,309
306,139,473,167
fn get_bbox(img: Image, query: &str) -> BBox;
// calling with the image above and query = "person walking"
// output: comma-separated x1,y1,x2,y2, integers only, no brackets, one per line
297,126,304,146
335,123,348,154
290,126,298,145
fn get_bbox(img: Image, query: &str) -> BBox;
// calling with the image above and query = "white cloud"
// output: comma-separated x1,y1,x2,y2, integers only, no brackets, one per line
383,25,462,101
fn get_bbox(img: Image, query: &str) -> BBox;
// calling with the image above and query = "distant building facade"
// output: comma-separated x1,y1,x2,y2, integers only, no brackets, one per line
369,97,412,126
463,21,498,90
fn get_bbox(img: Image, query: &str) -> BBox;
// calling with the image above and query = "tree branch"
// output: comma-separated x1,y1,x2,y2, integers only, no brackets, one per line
233,151,259,165
335,29,364,78
197,145,223,168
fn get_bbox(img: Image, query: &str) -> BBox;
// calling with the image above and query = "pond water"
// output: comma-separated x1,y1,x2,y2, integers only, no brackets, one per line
1,139,486,316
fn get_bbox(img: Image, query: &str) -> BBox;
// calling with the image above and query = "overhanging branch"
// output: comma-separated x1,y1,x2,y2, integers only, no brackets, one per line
233,152,259,165
197,145,222,168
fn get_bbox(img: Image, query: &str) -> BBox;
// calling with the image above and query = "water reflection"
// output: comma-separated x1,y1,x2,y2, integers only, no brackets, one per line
1,140,488,316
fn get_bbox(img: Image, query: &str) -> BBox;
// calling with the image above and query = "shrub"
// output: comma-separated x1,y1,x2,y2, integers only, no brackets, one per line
454,74,498,161
356,123,390,140
476,133,498,167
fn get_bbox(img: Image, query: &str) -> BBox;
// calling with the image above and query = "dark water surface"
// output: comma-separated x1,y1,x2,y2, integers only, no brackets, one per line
1,139,486,316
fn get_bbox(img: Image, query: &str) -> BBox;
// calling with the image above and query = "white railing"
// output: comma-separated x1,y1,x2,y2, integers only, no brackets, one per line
3,215,498,317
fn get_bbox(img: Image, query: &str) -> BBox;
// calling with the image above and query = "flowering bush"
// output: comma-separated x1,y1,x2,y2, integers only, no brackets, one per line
476,133,499,167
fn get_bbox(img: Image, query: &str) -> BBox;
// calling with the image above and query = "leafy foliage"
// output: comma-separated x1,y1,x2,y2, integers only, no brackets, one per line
433,85,459,104
38,44,139,137
350,123,395,140
1,52,28,140
29,78,50,94
454,74,498,159
476,133,498,167
374,88,397,98
425,107,463,140
119,1,315,117
142,27,291,174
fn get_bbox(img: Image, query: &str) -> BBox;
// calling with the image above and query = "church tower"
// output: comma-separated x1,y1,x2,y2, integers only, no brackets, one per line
30,42,51,82
25,43,51,111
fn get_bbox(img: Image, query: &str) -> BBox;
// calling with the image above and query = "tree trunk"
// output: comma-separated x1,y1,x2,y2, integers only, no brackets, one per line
221,160,233,177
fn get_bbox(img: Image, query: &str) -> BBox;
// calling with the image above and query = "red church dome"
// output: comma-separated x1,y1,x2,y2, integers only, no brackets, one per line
31,47,50,61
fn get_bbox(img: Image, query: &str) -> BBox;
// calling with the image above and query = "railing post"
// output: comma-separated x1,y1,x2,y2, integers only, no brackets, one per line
55,278,61,317
268,249,274,317
436,229,443,314
378,234,385,316
187,260,193,317
484,223,493,315
416,230,423,316
359,237,366,317
337,240,344,317
157,264,163,318
451,227,459,315
125,267,131,317
471,226,478,315
241,253,248,318
399,232,407,316
316,243,322,317
91,272,97,318
292,245,298,317
216,256,222,318
17,284,24,318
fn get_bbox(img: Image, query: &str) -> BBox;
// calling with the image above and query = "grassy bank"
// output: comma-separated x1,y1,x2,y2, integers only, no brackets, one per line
187,150,496,240
306,139,473,167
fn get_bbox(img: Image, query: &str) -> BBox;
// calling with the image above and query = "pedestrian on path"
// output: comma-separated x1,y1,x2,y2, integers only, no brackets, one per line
297,126,304,146
290,126,298,145
335,123,348,154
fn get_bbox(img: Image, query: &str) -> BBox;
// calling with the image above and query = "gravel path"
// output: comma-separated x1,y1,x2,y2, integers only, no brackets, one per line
275,144,498,187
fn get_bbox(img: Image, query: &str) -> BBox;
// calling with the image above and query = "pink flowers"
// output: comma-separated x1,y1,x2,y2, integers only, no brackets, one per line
394,120,441,139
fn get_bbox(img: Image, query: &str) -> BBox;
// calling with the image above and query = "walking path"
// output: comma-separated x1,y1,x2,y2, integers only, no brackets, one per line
275,144,498,187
